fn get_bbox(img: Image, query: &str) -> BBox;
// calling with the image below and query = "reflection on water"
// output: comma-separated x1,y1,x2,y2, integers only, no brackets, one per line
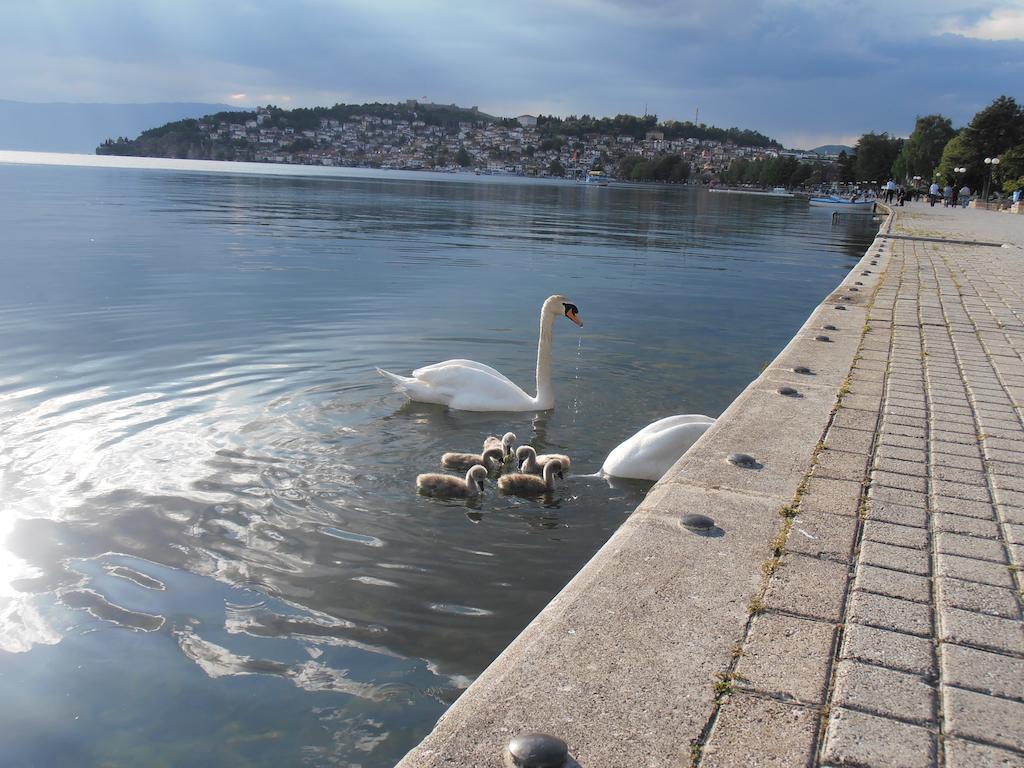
0,156,877,765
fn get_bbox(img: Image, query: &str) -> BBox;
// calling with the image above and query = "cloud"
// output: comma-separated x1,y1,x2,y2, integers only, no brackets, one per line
944,7,1024,40
1,0,1022,146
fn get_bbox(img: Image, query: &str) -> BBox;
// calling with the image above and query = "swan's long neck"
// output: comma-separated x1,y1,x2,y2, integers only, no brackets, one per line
535,308,556,409
543,461,557,489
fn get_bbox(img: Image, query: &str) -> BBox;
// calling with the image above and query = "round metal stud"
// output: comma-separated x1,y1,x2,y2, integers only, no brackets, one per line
836,305,847,310
862,270,871,275
855,281,864,285
777,386,799,397
727,452,758,468
849,287,860,292
823,324,837,330
507,733,569,768
815,335,831,342
793,366,812,375
681,513,715,532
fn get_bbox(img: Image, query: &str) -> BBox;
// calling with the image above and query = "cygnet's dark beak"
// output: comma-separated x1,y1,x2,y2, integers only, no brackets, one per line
557,470,564,480
477,480,485,491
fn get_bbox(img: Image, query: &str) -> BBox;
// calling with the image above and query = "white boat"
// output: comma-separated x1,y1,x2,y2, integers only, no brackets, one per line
709,186,794,198
579,169,610,186
808,195,876,213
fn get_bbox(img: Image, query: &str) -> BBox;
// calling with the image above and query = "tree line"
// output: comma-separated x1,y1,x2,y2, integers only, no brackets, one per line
845,96,1024,195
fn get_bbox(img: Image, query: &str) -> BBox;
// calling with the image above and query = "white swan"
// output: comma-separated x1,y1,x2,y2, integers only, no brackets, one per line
516,445,572,474
498,460,564,496
416,465,488,498
377,295,582,411
601,414,716,481
441,446,504,472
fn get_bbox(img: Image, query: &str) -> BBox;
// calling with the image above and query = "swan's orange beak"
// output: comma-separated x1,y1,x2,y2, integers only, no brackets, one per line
566,309,583,327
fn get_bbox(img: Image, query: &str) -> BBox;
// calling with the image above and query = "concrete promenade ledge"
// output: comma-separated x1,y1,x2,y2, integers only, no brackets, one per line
399,204,1024,768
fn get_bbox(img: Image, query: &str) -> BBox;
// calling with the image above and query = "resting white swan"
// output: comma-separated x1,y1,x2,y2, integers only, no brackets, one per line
516,445,572,474
377,295,582,412
498,460,564,496
601,414,716,481
441,446,504,472
417,465,488,498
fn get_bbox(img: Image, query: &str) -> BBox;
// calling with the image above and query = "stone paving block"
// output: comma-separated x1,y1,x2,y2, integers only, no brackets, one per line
939,577,1022,619
996,487,1024,509
931,464,987,486
1000,505,1024,526
881,433,929,452
944,685,1024,752
933,512,1001,538
944,738,1024,768
814,448,869,482
855,564,931,603
736,612,836,704
933,439,983,458
822,706,936,768
860,539,931,576
939,606,1024,654
932,478,992,503
872,470,928,494
882,423,928,441
878,444,928,465
866,500,928,528
764,554,848,621
932,495,996,520
849,591,932,637
827,426,876,454
932,451,985,471
832,659,936,725
876,457,928,477
840,623,936,679
701,693,818,768
936,531,1008,563
787,510,858,563
870,485,929,510
1007,523,1024,545
833,406,879,432
942,643,1024,701
992,472,1024,493
801,476,864,517
863,520,930,550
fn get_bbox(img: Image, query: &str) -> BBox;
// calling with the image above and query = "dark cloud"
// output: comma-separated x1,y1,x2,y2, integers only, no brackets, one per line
1,0,1021,146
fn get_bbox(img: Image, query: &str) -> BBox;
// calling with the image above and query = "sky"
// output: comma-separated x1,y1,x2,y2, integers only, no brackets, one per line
2,0,1022,149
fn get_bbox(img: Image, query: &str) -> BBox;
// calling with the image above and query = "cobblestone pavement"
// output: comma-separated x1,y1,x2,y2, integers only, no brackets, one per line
700,206,1024,767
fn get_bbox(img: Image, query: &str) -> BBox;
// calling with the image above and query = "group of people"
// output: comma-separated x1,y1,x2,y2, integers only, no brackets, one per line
926,180,972,208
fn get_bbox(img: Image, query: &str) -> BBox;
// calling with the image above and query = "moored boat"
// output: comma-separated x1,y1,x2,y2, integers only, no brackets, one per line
579,169,610,186
808,195,876,213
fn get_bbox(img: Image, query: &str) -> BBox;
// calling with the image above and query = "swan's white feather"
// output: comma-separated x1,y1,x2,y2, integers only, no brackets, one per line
601,415,715,481
379,363,534,411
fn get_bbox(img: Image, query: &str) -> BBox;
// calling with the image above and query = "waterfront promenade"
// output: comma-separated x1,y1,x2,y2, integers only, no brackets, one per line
399,203,1024,767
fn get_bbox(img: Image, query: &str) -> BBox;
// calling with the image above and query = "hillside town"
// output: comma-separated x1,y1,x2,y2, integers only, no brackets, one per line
99,102,839,180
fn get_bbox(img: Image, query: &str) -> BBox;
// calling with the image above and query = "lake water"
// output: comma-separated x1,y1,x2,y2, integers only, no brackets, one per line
0,153,877,766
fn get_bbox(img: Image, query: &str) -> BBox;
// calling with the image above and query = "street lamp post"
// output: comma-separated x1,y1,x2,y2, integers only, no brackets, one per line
983,157,1001,208
954,167,966,206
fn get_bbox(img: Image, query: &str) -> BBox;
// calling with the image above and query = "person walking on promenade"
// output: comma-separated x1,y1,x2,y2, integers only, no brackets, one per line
929,181,940,206
885,178,896,203
960,185,971,208
943,184,953,207
951,186,959,208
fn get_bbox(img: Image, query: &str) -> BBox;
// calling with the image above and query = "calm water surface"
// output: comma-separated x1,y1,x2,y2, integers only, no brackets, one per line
0,155,877,766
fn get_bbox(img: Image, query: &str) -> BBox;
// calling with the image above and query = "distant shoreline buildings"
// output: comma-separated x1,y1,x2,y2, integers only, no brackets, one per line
97,101,842,180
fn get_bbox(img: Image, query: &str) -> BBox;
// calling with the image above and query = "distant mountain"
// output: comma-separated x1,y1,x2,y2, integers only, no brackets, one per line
811,144,854,155
0,100,245,153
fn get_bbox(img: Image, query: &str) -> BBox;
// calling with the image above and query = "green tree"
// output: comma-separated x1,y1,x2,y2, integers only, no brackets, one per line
892,115,955,182
548,159,566,177
936,133,972,186
455,146,472,167
852,133,902,184
997,145,1024,194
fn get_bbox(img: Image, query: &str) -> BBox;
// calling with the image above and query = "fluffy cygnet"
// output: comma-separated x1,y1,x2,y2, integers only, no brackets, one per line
497,459,564,496
516,445,572,475
416,465,488,498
